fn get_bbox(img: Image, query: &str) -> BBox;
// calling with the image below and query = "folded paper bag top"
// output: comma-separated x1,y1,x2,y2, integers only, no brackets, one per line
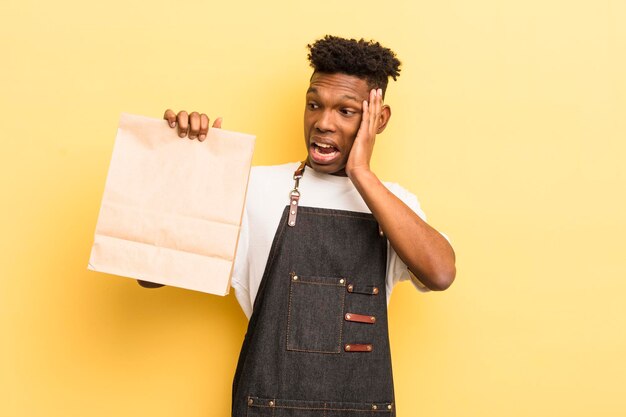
88,113,255,295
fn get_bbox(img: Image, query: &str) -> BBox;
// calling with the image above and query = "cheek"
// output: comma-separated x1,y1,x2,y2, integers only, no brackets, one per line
342,120,361,142
343,139,357,156
303,113,315,129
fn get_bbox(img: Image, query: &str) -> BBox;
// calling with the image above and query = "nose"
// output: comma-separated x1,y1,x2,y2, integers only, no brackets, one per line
314,109,335,133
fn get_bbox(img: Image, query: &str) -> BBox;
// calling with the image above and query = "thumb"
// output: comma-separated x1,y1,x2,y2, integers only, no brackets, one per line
212,117,223,129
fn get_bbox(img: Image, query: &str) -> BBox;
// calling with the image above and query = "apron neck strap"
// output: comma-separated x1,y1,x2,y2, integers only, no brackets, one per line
288,161,307,227
294,161,306,179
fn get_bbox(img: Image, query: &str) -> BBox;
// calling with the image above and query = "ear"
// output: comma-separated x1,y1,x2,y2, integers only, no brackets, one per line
376,105,391,134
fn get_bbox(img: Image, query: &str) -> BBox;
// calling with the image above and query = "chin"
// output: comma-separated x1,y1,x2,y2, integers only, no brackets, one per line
306,157,347,176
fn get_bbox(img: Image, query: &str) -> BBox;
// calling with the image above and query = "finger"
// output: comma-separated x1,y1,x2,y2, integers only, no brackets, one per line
212,117,223,129
358,99,369,136
375,88,383,129
198,114,209,141
361,99,369,124
163,109,177,128
137,280,165,288
177,111,189,137
369,89,377,132
188,112,200,139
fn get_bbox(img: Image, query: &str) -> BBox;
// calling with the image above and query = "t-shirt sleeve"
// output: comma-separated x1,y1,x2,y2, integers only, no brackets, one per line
231,206,253,318
384,183,433,294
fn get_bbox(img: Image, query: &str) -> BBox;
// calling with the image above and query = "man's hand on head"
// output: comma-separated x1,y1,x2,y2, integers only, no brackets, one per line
345,88,389,179
163,109,223,141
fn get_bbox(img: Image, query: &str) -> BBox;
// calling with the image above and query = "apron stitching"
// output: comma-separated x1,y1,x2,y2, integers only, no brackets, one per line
286,347,341,354
338,284,346,352
291,281,345,287
255,404,388,412
285,274,294,351
305,211,379,221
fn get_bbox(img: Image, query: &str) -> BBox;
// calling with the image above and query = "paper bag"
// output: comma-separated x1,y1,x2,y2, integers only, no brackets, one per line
88,113,255,295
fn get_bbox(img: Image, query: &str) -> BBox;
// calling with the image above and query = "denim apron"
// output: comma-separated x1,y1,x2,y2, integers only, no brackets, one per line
232,162,396,416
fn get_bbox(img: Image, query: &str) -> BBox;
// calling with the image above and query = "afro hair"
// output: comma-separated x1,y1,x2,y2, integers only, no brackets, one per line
307,35,401,93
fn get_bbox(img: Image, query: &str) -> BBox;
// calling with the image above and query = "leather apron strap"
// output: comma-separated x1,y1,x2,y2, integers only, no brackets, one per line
288,161,307,227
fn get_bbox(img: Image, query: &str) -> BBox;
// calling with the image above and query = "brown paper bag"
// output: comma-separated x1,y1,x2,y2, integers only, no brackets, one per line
88,113,255,295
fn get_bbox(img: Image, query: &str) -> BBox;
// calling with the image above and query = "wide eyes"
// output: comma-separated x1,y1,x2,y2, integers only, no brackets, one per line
307,102,357,116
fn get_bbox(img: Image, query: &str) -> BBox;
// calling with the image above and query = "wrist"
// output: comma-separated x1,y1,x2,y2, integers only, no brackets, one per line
349,166,378,189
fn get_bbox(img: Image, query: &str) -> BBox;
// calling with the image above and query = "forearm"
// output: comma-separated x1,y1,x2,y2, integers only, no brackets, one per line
350,169,456,291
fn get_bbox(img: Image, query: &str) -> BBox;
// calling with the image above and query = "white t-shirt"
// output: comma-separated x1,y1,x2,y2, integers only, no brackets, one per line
231,162,429,319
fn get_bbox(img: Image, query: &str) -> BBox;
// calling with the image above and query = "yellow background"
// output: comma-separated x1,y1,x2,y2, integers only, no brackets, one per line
2,0,625,416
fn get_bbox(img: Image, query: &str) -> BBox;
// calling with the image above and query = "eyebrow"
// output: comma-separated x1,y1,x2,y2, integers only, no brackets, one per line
306,87,360,103
341,94,359,103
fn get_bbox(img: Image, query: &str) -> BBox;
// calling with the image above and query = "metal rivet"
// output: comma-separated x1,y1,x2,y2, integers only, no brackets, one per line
345,314,351,320
387,404,392,410
372,287,379,295
339,278,345,284
269,400,275,407
248,398,253,406
293,275,298,281
345,344,351,351
291,200,297,205
370,316,376,322
289,221,295,226
372,404,378,410
291,210,295,215
347,284,353,292
367,345,372,351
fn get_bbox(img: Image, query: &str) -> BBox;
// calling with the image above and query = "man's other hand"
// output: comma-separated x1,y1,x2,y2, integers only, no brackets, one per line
137,280,165,289
163,109,223,141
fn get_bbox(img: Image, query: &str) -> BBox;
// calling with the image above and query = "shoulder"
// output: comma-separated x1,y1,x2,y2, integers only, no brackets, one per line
250,161,301,179
382,181,414,199
248,161,299,189
245,162,300,213
382,181,427,221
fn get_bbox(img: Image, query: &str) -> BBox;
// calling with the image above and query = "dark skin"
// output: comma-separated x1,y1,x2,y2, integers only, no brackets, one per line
139,72,456,291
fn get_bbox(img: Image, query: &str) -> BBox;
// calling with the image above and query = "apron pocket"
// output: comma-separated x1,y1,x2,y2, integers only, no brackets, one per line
286,273,346,354
247,397,393,416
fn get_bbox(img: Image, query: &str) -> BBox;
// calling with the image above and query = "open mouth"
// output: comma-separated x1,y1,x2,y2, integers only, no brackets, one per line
310,141,340,164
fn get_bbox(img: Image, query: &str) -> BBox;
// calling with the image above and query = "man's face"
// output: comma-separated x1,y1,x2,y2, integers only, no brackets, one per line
303,72,371,176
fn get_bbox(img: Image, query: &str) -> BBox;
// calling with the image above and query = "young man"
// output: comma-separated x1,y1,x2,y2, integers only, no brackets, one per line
151,35,455,415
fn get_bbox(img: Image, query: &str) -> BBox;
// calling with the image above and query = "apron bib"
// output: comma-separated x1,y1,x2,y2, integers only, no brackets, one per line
232,163,396,416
